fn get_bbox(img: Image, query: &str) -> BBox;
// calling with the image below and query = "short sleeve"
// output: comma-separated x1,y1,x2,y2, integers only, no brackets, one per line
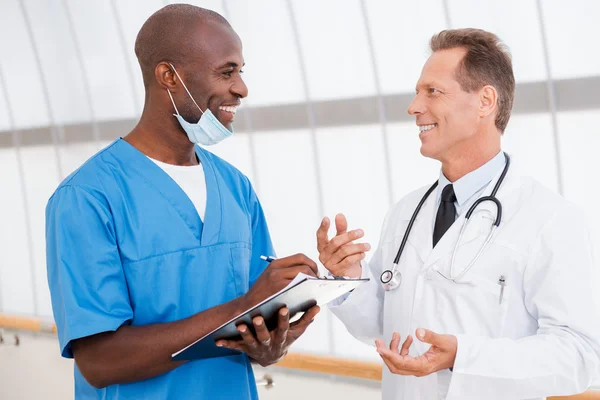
46,185,133,358
246,182,275,288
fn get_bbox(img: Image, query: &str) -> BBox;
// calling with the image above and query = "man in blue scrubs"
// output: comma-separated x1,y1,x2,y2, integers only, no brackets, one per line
46,4,319,399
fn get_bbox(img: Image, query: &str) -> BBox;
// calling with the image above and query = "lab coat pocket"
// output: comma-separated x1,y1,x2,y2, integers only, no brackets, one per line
428,272,511,337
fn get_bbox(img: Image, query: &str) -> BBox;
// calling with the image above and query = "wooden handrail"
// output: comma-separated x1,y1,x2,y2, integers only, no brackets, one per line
0,313,56,334
1,313,598,399
276,352,382,381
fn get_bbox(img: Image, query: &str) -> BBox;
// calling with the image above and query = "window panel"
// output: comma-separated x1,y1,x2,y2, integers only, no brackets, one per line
0,0,51,129
332,315,380,361
364,0,447,94
316,125,390,258
112,0,166,113
0,146,35,314
19,145,62,317
502,113,559,192
225,0,306,106
0,72,13,132
557,109,600,245
22,0,91,125
447,0,547,83
251,130,321,261
290,0,376,100
541,0,600,79
59,141,102,178
556,109,600,315
208,134,255,183
65,0,136,121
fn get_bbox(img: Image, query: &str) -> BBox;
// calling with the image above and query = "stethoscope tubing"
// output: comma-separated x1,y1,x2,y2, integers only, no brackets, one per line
381,153,510,291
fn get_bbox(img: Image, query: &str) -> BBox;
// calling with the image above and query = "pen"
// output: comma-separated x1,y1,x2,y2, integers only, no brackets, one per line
260,255,277,263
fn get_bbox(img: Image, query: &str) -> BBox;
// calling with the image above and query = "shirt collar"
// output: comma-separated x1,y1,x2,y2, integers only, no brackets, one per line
437,151,505,207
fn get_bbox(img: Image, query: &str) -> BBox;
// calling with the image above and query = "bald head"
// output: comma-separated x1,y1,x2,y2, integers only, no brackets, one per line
135,4,230,88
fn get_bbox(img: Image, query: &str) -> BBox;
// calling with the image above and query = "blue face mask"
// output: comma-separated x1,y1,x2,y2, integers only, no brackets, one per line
167,63,233,146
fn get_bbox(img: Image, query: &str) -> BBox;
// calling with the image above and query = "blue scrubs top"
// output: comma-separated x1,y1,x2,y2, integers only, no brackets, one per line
46,139,275,399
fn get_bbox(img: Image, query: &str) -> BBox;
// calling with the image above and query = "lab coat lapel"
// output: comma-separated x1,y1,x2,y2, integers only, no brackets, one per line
115,139,203,243
195,146,222,247
404,189,437,264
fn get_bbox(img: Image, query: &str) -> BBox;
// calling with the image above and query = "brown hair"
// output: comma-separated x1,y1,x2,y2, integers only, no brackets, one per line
430,28,515,133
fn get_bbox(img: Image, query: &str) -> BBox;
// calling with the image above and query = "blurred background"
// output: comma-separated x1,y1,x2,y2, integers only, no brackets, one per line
0,0,599,398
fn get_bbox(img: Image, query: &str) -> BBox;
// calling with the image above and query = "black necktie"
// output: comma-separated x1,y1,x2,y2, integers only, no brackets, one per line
433,184,457,247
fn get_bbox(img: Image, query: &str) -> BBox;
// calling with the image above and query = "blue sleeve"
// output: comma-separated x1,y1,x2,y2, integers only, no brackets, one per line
46,185,133,358
247,182,275,288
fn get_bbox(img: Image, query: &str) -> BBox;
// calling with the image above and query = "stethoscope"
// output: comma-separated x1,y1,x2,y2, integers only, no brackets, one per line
380,153,510,291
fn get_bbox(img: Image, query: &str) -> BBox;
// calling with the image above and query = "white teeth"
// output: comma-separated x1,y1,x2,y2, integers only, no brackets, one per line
418,124,437,132
219,105,238,114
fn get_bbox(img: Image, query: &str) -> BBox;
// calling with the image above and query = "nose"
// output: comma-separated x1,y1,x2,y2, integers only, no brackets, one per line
231,75,248,99
407,94,425,116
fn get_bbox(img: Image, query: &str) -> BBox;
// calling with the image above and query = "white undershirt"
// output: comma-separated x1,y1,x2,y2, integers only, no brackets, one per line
148,157,207,221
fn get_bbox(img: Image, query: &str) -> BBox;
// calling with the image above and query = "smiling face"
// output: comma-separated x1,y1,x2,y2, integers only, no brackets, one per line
172,20,247,132
407,48,482,163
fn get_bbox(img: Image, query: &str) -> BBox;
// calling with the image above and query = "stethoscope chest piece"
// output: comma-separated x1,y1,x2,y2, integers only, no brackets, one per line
381,267,402,291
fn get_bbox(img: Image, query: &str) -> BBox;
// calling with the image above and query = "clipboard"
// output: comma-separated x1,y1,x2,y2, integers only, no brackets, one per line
171,273,368,361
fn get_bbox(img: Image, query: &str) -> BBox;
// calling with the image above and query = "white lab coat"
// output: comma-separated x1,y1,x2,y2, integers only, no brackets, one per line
330,165,600,400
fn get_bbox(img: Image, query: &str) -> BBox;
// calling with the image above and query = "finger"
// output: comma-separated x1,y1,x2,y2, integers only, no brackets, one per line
274,308,290,345
252,317,271,346
416,328,439,346
377,345,422,374
316,217,330,253
400,335,413,356
389,332,401,353
276,264,320,280
237,324,259,350
270,253,314,269
290,305,320,328
328,243,371,267
302,257,319,277
286,254,319,277
376,344,404,375
335,213,348,235
334,252,366,272
215,339,245,352
325,229,364,255
378,351,428,377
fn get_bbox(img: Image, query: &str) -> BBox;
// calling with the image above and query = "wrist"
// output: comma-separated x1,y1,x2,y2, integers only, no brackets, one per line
328,266,361,279
345,264,363,279
236,293,254,315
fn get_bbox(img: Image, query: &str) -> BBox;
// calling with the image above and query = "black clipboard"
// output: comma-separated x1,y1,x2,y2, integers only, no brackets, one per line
171,273,368,361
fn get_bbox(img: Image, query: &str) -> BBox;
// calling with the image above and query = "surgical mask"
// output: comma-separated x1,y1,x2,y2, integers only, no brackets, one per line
166,63,233,146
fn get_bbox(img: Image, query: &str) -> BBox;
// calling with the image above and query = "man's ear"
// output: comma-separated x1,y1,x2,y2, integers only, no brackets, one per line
155,62,178,91
478,85,498,119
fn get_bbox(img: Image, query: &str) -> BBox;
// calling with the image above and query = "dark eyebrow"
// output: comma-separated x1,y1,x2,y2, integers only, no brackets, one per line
218,62,245,70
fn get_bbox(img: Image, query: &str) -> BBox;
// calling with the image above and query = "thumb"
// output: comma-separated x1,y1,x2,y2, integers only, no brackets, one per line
335,213,348,236
416,328,442,346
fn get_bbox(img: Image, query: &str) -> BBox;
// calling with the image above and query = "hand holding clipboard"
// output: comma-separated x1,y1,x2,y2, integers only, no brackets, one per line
171,255,368,362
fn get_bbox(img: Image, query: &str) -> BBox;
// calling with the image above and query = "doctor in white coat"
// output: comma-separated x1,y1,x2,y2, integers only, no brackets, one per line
317,28,600,400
